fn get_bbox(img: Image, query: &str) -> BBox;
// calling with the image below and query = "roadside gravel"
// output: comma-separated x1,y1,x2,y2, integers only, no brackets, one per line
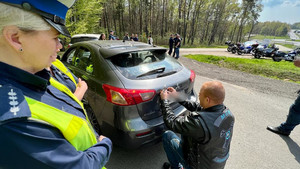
179,55,300,99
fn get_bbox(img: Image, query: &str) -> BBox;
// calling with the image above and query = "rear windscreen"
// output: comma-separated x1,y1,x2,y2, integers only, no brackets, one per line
109,50,183,80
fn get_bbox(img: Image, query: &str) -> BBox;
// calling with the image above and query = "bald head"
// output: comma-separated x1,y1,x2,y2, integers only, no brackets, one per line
200,81,225,107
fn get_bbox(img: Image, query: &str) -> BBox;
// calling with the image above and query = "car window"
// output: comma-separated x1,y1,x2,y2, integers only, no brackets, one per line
70,47,94,74
66,49,76,64
109,50,182,80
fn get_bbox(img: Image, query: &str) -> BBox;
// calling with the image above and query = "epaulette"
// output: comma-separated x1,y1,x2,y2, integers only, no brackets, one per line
0,84,31,123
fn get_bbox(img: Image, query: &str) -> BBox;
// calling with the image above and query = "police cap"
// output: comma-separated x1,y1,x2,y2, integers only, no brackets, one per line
0,0,76,37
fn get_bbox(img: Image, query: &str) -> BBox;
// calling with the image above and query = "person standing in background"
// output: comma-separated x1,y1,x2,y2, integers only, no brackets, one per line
130,33,135,41
267,56,300,136
148,35,153,45
168,34,174,55
133,34,139,41
108,30,116,40
123,33,130,42
173,34,181,59
99,33,106,40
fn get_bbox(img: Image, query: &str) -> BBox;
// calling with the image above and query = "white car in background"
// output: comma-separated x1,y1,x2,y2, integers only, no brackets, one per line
67,34,100,48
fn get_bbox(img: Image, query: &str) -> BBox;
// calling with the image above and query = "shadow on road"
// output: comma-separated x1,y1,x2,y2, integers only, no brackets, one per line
280,135,300,164
106,142,167,169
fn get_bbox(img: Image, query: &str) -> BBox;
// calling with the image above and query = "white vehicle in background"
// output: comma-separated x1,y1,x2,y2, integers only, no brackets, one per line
67,34,100,48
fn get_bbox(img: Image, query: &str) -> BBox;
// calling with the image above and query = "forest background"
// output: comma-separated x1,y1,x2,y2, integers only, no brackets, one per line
65,0,300,47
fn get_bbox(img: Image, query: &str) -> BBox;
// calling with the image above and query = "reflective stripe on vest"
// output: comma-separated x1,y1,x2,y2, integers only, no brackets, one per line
49,77,93,124
52,59,77,86
25,96,97,151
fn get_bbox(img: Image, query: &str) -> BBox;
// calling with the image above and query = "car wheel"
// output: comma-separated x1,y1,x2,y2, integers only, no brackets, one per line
83,101,102,135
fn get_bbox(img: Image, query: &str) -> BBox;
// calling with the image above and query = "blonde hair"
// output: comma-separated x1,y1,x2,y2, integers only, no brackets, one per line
0,3,51,33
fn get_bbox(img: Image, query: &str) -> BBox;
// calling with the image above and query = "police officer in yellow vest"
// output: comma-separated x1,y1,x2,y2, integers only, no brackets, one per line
0,1,112,169
51,59,88,101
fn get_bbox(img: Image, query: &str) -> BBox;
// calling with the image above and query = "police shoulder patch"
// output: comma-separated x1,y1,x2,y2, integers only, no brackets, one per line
0,85,31,122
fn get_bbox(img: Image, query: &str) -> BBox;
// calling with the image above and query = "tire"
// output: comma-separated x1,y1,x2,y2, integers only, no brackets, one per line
83,101,102,134
254,52,261,59
272,56,282,62
231,48,236,54
227,47,231,52
237,50,242,55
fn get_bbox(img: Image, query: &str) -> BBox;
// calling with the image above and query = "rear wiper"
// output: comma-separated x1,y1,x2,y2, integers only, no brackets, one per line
136,67,165,78
157,70,177,78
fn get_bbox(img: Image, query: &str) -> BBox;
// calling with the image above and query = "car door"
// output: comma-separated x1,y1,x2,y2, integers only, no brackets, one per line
63,45,107,123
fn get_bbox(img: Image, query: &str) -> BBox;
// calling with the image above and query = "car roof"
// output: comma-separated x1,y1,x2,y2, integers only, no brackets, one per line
80,40,167,58
71,34,101,38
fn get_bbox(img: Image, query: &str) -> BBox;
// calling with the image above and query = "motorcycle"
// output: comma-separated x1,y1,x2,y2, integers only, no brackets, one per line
253,44,278,59
231,42,242,54
272,48,300,62
225,41,234,52
237,43,258,55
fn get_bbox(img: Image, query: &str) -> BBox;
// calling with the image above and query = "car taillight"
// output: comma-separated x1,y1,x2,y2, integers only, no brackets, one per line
190,70,195,82
102,84,156,106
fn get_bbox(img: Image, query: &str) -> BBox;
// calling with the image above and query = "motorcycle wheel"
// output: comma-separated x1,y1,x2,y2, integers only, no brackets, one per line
256,53,261,59
272,56,282,62
231,49,236,54
237,51,242,55
227,47,231,52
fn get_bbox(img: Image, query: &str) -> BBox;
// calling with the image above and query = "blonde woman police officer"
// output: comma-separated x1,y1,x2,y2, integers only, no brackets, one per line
0,1,112,169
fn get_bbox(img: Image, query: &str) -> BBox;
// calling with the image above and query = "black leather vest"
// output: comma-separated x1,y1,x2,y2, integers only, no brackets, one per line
186,108,235,169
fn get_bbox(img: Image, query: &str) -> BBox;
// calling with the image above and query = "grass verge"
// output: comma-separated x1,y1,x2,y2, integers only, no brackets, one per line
250,35,290,40
276,43,295,49
185,54,300,83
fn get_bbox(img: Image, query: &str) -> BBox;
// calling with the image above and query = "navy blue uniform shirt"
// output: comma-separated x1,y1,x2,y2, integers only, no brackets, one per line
50,64,78,93
0,62,112,169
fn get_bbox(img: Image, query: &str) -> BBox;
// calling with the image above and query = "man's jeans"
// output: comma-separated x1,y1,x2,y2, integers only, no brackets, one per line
280,94,300,132
174,48,180,59
162,130,189,169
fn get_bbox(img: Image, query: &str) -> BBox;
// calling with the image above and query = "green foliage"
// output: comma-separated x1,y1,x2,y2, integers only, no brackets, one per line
291,22,300,29
185,54,300,83
66,0,103,36
250,35,289,40
252,21,290,36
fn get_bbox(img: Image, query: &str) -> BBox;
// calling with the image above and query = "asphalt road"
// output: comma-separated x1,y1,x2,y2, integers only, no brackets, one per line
106,54,300,169
289,30,300,40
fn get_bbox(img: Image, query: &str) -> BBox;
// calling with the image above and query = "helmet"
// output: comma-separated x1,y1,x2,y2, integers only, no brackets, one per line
0,0,76,37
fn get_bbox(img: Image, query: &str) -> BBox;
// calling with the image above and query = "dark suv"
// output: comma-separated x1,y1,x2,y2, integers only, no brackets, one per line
61,40,197,149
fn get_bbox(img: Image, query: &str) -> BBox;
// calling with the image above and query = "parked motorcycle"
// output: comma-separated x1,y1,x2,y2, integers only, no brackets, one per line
237,43,258,55
225,41,234,52
231,42,241,54
253,44,278,59
272,48,300,62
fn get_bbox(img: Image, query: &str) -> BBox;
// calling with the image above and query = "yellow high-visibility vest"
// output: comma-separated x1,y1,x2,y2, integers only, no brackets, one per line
26,96,97,151
50,60,108,168
52,59,77,85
